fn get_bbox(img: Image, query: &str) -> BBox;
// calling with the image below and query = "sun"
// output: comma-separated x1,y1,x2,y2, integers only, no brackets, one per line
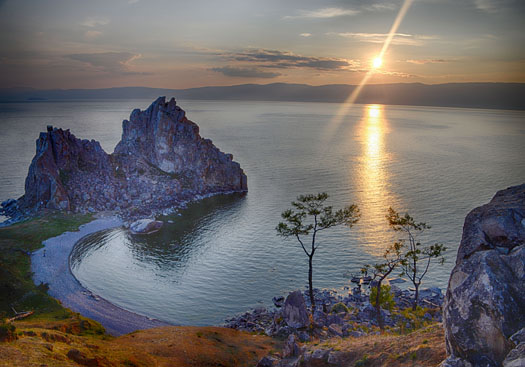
372,57,383,69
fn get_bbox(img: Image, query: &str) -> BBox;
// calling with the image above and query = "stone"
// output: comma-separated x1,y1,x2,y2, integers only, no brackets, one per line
256,355,279,367
297,330,310,342
503,343,525,367
282,334,300,358
313,310,328,328
282,290,310,329
304,349,330,366
273,296,285,308
510,328,525,345
348,330,366,338
439,356,473,367
327,323,343,337
11,97,247,220
442,184,525,367
129,219,163,234
327,351,344,365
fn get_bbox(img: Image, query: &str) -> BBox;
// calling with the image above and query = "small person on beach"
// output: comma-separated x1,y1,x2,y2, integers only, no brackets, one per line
43,249,46,257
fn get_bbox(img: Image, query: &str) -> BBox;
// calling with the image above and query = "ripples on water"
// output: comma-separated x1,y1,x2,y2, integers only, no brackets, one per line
2,100,524,325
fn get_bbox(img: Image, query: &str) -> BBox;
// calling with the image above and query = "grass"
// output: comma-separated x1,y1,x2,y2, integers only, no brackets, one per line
306,323,446,367
0,213,94,324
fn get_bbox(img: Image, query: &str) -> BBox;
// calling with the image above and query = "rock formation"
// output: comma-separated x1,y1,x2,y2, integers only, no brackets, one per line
282,291,310,329
3,97,247,219
442,184,525,367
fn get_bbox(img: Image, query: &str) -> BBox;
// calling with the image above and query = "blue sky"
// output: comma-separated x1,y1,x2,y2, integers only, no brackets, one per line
0,0,523,88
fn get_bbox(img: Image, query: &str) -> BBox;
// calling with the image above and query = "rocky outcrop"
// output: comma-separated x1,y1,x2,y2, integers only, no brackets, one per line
4,97,247,219
129,219,163,234
442,184,525,367
282,291,310,329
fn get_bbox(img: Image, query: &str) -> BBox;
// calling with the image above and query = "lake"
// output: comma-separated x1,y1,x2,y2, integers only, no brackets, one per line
1,100,524,325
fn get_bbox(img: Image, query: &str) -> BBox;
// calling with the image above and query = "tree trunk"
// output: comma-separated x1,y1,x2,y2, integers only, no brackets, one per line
412,283,419,311
308,255,315,314
375,280,384,330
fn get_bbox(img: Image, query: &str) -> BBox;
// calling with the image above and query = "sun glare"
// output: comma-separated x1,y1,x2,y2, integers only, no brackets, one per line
372,57,383,69
368,104,381,118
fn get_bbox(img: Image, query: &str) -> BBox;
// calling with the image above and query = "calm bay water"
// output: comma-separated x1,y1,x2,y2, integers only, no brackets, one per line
1,100,524,325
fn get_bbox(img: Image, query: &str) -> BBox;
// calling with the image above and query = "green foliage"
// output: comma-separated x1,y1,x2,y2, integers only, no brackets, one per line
331,302,349,314
276,193,360,248
369,285,395,311
398,306,431,332
277,192,360,311
0,214,93,319
0,320,16,342
354,354,370,367
386,208,446,308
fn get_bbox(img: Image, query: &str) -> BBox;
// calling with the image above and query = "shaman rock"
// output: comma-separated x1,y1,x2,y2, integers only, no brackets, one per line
15,97,247,217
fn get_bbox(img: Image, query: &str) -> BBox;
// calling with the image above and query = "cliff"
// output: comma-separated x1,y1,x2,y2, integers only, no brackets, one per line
5,97,247,218
442,184,525,367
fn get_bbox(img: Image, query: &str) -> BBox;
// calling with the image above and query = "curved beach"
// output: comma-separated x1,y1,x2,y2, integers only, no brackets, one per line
31,215,170,336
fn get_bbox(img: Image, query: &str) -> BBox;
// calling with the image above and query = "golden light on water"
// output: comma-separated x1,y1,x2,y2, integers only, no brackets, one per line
368,104,380,118
354,104,399,255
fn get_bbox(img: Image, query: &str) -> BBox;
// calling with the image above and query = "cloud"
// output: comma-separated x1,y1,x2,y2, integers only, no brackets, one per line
211,66,280,78
364,2,398,11
300,33,312,37
84,30,102,40
81,16,110,28
473,0,500,12
225,49,356,71
284,7,359,19
406,59,452,65
65,52,144,74
472,0,525,13
128,0,140,3
327,32,436,46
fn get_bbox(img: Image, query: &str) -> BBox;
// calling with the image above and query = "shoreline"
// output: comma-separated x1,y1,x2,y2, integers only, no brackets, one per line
31,215,170,336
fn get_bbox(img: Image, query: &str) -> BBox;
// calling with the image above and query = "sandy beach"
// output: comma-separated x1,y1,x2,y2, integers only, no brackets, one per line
31,215,170,336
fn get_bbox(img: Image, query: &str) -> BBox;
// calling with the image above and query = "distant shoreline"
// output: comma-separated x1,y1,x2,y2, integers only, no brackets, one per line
31,215,170,336
1,82,524,111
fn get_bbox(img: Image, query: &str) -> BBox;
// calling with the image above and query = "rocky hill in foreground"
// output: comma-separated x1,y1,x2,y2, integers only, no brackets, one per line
1,97,247,219
442,184,525,367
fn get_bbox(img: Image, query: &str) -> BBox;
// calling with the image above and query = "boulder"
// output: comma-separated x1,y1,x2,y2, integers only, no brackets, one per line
304,349,331,366
256,356,279,367
282,290,310,329
328,323,343,337
442,184,525,367
282,334,301,358
130,219,163,234
503,343,525,367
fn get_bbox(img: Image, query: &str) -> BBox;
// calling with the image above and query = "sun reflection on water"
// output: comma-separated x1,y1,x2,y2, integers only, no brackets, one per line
355,104,399,255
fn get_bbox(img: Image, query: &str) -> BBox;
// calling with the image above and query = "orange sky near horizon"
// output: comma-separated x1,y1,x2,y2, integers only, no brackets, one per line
0,0,523,89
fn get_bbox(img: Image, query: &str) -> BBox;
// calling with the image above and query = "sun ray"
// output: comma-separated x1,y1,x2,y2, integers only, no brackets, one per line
324,0,414,142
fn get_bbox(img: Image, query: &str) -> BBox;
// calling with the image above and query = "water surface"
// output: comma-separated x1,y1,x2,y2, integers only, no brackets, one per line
1,100,524,325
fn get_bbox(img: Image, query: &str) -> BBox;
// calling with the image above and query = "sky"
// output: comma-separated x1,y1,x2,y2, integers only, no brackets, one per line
0,0,523,89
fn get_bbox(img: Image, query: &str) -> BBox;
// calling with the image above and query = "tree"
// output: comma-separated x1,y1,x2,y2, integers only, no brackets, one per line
362,241,403,330
277,193,360,313
386,208,446,310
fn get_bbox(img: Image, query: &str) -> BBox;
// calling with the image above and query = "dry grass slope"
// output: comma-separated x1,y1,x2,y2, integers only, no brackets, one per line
0,324,279,366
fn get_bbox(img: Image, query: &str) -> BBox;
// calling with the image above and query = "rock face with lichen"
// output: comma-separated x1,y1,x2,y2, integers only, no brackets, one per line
7,97,247,218
441,184,525,367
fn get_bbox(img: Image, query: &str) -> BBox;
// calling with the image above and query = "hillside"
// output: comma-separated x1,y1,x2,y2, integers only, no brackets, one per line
1,82,524,110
